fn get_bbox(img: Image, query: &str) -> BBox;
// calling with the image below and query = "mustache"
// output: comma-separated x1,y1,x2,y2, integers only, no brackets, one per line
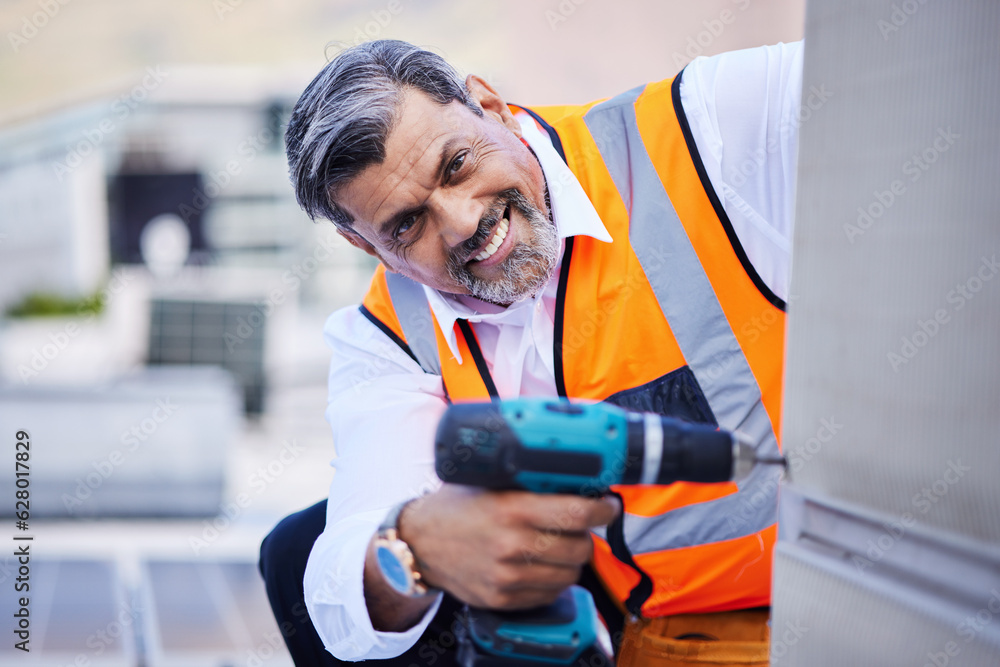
445,185,558,305
453,188,523,264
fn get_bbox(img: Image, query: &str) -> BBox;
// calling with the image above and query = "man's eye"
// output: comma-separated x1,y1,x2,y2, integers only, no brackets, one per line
397,215,417,236
448,153,466,174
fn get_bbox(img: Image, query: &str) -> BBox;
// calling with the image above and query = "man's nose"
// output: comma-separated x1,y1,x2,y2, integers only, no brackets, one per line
429,189,486,247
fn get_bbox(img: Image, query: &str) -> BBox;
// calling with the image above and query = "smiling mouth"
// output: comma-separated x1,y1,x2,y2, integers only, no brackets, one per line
470,205,510,263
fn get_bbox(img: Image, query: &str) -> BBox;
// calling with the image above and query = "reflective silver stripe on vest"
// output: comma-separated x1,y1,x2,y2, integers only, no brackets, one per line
384,272,440,375
584,81,781,554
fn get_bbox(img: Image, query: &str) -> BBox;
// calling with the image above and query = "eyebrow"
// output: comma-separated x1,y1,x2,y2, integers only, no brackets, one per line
376,136,463,240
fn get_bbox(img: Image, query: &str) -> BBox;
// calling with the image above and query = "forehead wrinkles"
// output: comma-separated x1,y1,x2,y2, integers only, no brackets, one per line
362,125,449,218
357,94,469,223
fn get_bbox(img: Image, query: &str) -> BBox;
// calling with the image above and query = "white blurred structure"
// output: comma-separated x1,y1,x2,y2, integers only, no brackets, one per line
0,366,240,517
0,114,110,310
140,213,191,279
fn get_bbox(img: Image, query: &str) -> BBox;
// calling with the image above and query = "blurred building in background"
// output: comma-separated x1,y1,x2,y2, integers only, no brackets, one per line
0,62,374,391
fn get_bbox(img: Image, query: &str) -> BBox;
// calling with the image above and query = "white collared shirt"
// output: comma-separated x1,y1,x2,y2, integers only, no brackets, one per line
304,40,802,661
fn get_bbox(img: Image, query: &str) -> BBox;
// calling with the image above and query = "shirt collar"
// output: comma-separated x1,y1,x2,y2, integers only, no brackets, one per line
420,111,612,363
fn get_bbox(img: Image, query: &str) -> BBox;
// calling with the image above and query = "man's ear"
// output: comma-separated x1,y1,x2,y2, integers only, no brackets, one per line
337,228,396,271
465,74,522,138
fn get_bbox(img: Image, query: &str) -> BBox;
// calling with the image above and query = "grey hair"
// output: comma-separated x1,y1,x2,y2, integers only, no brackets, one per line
285,40,483,229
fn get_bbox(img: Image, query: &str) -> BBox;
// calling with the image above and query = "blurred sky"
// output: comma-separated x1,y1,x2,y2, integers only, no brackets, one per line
1,0,804,123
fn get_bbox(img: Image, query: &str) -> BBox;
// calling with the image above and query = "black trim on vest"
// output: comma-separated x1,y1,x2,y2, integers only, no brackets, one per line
456,319,500,400
512,105,568,164
553,236,574,398
670,70,787,312
358,305,421,368
606,490,654,618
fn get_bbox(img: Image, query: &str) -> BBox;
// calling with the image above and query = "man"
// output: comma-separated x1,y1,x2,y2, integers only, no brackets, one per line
261,38,801,666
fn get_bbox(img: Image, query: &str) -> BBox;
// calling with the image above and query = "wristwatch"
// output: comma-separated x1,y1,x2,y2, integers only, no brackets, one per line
374,500,435,598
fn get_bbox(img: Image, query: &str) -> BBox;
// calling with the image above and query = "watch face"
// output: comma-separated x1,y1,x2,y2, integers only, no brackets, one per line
376,543,412,594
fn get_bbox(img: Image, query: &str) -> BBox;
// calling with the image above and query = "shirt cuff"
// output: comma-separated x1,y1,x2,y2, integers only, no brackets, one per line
304,510,445,661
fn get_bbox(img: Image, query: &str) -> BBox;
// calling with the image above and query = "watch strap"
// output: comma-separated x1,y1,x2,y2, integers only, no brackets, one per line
375,499,436,597
379,499,409,534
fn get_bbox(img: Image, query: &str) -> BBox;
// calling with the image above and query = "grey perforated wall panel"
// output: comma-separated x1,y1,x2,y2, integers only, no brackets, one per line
774,0,1000,662
782,0,1000,546
772,543,1000,666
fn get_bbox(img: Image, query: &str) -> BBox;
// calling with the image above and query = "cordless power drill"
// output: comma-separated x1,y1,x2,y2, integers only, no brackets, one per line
434,398,784,667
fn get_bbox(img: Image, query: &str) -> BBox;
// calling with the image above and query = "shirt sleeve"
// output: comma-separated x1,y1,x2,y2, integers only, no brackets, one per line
679,40,804,303
303,305,448,661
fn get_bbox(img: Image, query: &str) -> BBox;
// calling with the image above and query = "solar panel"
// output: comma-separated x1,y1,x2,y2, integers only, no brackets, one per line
0,559,136,666
141,560,292,667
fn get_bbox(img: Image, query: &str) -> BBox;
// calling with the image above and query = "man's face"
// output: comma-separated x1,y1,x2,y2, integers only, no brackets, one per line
335,82,558,305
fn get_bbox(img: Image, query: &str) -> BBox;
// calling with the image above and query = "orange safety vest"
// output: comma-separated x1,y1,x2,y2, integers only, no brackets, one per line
359,71,786,618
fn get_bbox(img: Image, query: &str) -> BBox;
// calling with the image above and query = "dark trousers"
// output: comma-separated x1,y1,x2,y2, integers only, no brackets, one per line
258,500,463,666
259,500,623,666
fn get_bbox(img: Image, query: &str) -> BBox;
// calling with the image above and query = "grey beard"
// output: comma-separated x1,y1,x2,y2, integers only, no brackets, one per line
446,189,559,306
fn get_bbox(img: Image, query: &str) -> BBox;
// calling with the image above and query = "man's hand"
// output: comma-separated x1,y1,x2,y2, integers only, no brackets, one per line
363,485,619,632
404,485,619,609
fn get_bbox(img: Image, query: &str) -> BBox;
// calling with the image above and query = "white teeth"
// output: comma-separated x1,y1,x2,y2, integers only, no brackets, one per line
473,217,509,262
